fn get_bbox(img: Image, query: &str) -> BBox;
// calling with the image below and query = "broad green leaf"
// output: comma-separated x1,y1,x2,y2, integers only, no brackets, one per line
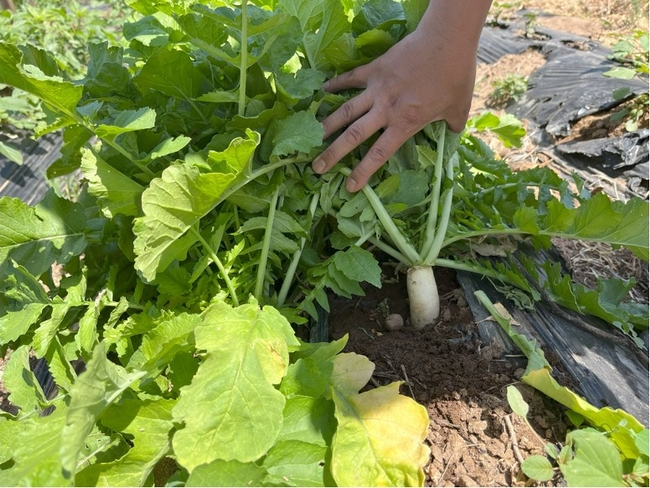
47,125,93,178
75,305,100,355
332,246,382,288
142,135,192,162
468,111,525,148
277,395,336,447
206,130,259,173
127,312,201,371
603,66,637,79
280,357,332,398
123,14,179,47
60,344,146,480
262,440,327,486
0,140,23,165
181,6,299,70
196,89,239,103
94,107,157,139
541,261,648,336
271,111,324,157
561,429,625,486
2,345,47,414
278,0,323,31
44,338,77,394
0,302,48,344
75,398,175,487
175,12,233,65
0,42,82,121
172,301,299,470
402,0,429,33
544,194,649,249
0,408,71,486
635,429,649,456
133,48,206,101
133,164,236,281
506,385,530,419
325,261,365,297
0,192,87,276
276,69,326,104
355,28,396,57
351,0,405,34
301,0,351,70
330,382,430,486
0,261,49,304
80,149,144,218
186,459,268,487
521,455,555,481
33,302,71,357
134,132,258,281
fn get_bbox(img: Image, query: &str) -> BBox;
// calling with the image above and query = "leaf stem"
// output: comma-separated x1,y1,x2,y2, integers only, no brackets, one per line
367,236,410,265
421,125,445,255
277,193,320,307
425,153,456,263
442,228,526,248
338,167,421,265
189,226,239,306
215,154,312,207
238,0,248,117
434,258,519,286
255,186,280,299
105,300,144,311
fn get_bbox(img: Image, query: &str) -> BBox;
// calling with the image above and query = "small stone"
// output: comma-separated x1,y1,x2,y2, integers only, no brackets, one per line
468,420,488,434
384,313,404,331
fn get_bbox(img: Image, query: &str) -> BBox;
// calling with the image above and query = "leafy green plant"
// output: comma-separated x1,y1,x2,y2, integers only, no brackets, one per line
483,292,649,487
0,0,129,139
486,1,523,27
0,0,647,485
604,31,649,131
486,73,528,108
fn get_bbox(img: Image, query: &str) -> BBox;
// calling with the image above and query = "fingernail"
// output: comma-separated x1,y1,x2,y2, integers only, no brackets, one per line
346,177,358,192
313,158,326,174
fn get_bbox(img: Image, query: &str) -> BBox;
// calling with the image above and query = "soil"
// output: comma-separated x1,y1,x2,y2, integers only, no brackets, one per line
327,266,570,487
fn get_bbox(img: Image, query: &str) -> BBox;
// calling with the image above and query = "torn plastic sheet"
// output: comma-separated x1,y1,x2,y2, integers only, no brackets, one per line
477,25,536,64
509,43,648,138
556,130,649,171
478,12,649,198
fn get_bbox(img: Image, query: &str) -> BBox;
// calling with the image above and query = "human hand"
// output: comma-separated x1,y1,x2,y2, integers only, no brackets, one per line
311,13,481,192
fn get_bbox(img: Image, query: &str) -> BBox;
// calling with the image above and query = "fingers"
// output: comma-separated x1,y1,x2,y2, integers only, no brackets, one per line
345,127,408,192
321,93,373,139
313,110,384,177
322,65,369,93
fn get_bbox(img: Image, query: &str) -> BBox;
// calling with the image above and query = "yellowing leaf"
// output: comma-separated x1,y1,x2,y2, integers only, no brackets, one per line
329,352,374,397
172,301,299,471
331,382,430,486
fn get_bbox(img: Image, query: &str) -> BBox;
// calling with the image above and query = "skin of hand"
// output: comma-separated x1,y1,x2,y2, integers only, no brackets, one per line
312,0,493,192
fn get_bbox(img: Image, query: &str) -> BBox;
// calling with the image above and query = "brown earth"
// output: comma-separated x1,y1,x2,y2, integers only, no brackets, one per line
327,266,570,487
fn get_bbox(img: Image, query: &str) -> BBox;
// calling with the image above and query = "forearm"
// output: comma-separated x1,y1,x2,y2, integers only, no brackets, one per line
417,0,492,56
